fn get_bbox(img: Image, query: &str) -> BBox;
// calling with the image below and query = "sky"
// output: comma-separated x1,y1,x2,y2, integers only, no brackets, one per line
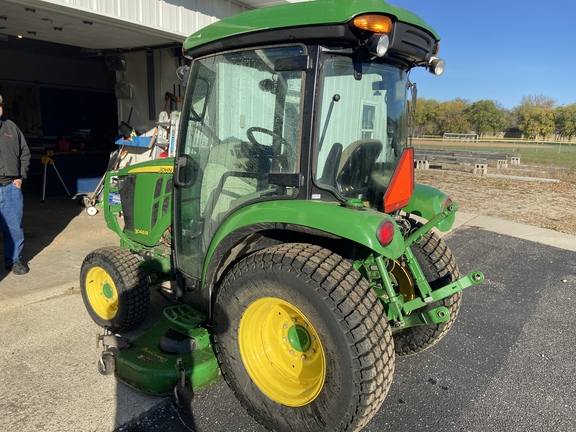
389,0,575,109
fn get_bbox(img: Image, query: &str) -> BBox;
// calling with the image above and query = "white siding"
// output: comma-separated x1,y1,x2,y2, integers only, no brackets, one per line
318,75,386,150
38,0,251,38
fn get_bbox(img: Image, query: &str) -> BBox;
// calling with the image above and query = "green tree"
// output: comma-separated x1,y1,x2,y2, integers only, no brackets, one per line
515,94,556,139
437,98,471,134
503,107,517,131
413,98,441,136
554,104,576,140
465,99,506,136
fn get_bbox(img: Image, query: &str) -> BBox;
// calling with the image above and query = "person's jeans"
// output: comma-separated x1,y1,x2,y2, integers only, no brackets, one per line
0,183,24,266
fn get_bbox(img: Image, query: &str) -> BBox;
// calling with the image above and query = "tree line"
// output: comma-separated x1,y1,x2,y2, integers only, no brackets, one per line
413,94,576,141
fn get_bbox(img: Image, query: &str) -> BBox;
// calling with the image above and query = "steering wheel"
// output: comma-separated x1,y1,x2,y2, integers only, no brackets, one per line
246,127,293,172
247,127,286,147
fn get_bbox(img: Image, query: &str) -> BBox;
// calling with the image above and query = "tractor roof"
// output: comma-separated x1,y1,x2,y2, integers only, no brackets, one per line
183,0,439,57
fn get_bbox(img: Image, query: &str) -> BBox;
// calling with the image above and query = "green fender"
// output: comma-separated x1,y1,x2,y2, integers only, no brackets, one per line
402,183,455,232
202,200,406,282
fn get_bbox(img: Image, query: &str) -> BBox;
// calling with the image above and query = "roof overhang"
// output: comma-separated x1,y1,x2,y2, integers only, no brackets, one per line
0,0,300,51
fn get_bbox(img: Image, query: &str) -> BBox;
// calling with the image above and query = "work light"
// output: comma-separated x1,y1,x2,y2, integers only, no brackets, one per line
428,56,446,76
368,34,390,57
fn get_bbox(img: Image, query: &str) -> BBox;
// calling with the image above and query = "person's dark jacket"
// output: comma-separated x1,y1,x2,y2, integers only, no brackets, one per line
0,119,31,180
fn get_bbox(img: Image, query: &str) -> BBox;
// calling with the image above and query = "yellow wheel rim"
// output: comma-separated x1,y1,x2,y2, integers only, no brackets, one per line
85,266,119,320
239,297,326,407
390,260,416,303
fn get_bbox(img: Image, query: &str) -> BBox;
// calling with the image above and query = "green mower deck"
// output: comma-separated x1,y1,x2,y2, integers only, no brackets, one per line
116,305,221,396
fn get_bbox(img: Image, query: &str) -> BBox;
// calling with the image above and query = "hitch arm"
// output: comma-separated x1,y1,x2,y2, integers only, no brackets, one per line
402,271,484,314
404,202,458,248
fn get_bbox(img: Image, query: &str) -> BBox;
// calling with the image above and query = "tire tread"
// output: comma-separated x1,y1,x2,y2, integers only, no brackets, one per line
80,246,149,332
214,243,394,432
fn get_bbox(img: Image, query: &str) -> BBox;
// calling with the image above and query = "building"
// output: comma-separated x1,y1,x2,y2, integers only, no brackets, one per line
0,0,297,193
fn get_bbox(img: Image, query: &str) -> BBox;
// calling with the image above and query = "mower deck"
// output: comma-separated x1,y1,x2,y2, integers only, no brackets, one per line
116,305,221,396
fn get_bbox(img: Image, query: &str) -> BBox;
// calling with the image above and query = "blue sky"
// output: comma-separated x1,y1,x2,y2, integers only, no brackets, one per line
390,0,574,109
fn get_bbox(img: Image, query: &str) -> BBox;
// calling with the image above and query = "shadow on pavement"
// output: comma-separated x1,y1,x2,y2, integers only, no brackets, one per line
0,175,118,312
0,181,85,283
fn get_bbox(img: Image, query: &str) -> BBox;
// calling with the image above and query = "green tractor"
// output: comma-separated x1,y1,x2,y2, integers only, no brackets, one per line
81,1,483,430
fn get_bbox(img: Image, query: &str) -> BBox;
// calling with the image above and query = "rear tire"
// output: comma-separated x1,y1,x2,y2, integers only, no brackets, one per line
213,243,394,432
393,220,462,356
80,247,150,332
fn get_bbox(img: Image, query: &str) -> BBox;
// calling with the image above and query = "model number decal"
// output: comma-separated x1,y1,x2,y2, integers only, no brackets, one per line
135,229,149,235
141,347,168,363
159,166,174,174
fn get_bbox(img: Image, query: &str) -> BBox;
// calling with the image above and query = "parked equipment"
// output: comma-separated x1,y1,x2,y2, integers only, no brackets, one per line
80,1,483,430
82,149,127,215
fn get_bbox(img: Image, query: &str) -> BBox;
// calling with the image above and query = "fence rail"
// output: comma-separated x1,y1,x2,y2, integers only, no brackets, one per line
413,137,575,152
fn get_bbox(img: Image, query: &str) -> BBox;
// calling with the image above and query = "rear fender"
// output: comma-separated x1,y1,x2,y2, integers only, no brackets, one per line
202,200,407,286
402,183,455,232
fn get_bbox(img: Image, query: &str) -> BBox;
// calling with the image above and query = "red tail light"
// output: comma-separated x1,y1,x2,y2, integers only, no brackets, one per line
383,147,414,213
377,220,395,246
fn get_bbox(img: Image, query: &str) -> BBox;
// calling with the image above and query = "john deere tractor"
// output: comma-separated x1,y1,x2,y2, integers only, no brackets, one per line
80,1,483,430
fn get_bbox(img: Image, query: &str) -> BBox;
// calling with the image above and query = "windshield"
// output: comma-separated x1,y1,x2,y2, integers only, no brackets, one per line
314,57,407,210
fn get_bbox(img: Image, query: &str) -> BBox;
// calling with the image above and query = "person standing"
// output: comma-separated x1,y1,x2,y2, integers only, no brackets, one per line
0,94,31,275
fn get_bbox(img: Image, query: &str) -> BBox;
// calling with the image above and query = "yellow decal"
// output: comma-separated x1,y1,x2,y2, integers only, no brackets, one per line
127,165,174,174
134,229,149,235
141,347,168,363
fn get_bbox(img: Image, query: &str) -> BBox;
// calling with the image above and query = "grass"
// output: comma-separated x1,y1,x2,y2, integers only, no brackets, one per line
512,146,576,170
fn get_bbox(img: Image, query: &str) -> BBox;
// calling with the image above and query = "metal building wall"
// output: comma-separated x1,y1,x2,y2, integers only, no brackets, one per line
40,0,251,38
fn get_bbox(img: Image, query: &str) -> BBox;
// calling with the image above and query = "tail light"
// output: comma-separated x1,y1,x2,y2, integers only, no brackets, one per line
383,147,414,213
377,220,395,247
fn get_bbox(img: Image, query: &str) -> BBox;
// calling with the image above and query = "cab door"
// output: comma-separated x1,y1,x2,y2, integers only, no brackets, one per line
173,46,305,280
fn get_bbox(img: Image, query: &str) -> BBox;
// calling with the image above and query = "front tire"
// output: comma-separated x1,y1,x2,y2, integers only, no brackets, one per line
98,351,116,375
393,220,462,356
80,247,150,332
214,243,394,432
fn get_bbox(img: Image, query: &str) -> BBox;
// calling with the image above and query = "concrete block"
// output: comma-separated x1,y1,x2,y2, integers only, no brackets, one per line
510,156,521,165
497,159,508,169
474,163,488,175
416,159,430,170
